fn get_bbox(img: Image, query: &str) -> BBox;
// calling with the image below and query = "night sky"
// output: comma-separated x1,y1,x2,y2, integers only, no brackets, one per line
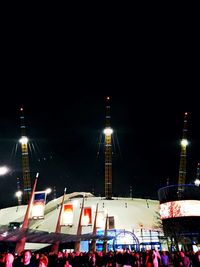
0,92,199,208
0,19,199,208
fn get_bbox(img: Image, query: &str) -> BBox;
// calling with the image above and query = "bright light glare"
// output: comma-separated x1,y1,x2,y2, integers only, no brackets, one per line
15,191,22,198
194,179,200,187
0,166,9,176
19,136,28,144
46,188,52,194
103,127,113,136
181,139,188,147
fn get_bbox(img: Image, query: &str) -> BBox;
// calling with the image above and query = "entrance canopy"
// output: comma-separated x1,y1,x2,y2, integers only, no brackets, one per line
0,225,112,244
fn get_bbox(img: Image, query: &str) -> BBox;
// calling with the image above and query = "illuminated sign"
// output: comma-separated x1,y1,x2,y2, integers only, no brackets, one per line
82,207,92,226
96,211,105,228
31,191,46,219
61,204,73,225
160,200,200,219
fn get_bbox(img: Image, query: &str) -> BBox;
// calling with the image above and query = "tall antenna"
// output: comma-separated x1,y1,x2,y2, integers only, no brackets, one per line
16,177,22,205
177,112,189,197
53,185,57,200
194,162,200,186
196,162,200,180
103,96,113,200
19,107,31,204
130,185,133,199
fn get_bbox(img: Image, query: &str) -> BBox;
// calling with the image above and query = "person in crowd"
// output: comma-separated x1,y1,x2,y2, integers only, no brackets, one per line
179,251,190,267
32,253,40,267
115,251,123,267
122,249,133,267
3,253,14,267
14,250,36,267
88,252,96,267
194,250,200,267
38,255,48,267
160,251,169,267
145,250,153,267
63,260,72,267
134,252,141,267
152,249,161,267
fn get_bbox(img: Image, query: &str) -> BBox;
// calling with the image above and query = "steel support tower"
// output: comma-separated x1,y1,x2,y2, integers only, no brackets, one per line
178,112,188,196
104,96,113,199
19,107,31,203
196,163,200,180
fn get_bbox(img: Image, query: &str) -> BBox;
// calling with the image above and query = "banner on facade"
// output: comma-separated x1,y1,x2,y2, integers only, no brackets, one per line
96,211,105,228
108,216,115,229
61,204,73,225
82,207,92,226
31,191,46,219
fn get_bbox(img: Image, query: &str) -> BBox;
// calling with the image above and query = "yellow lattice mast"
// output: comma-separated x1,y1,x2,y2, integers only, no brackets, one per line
177,112,188,196
19,107,31,204
104,96,113,200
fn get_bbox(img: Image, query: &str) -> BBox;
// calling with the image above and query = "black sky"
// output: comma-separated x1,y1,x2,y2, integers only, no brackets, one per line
0,93,199,208
0,16,199,208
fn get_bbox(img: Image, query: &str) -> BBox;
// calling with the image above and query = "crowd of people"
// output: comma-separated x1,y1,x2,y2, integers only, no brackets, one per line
0,249,200,267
